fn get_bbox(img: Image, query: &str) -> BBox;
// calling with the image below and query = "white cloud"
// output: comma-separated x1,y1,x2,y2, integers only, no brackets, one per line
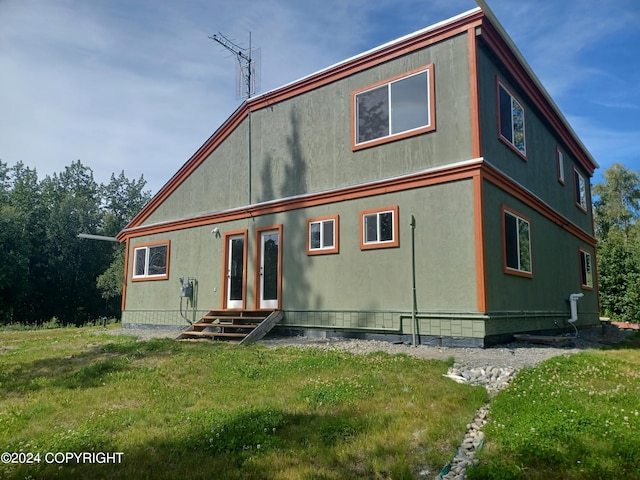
1,0,638,195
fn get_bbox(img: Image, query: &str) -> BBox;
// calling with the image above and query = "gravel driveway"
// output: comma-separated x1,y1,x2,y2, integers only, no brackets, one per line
107,325,634,371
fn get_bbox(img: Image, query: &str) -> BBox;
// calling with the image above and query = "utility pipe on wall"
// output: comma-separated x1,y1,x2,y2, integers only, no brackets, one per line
410,215,418,347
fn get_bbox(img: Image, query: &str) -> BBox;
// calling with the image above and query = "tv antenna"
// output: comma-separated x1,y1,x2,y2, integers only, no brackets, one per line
209,32,260,99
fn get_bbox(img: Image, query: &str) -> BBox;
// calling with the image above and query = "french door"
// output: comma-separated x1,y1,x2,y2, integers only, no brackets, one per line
257,226,281,309
223,231,246,309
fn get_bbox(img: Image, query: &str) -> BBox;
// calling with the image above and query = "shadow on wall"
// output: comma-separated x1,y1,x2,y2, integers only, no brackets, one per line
259,108,314,310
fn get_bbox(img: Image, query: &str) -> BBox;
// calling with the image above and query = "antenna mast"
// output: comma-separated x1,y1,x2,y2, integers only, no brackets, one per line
209,32,258,99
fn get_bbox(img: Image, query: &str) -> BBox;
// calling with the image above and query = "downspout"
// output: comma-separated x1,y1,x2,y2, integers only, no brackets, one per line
410,215,418,346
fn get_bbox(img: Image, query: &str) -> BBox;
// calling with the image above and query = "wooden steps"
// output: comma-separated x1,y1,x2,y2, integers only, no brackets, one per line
178,310,283,344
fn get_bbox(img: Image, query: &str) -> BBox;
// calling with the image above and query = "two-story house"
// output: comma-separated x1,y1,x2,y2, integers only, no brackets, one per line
117,1,599,347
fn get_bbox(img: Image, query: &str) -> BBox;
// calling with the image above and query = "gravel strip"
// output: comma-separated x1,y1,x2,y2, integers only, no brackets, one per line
105,325,633,370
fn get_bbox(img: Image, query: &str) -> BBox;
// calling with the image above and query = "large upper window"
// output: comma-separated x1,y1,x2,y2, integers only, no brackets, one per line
498,81,526,157
307,215,339,255
360,206,399,250
503,208,532,276
132,241,169,280
353,65,435,149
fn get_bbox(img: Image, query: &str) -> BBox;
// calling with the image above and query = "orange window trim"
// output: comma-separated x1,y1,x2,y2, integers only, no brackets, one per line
130,240,171,282
496,78,527,161
573,167,588,214
351,64,436,151
221,230,248,310
501,205,533,278
306,215,340,255
578,247,594,290
359,205,400,250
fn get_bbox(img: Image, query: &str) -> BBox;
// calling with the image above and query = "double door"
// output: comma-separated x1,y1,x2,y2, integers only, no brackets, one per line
223,226,281,310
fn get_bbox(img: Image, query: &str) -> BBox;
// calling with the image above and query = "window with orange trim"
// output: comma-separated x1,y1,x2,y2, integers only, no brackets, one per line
503,208,532,276
307,215,339,255
574,168,587,211
353,65,435,149
360,206,399,250
579,248,593,289
132,241,170,280
497,81,526,157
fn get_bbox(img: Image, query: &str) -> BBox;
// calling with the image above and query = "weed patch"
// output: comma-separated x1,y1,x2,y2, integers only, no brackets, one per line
469,338,640,480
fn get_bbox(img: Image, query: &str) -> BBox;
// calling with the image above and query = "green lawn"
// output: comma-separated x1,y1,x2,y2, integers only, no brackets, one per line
0,327,485,479
468,333,640,480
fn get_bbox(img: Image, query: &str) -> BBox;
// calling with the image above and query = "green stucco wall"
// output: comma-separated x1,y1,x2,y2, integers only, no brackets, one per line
139,32,474,227
482,181,599,330
124,180,478,323
476,45,594,236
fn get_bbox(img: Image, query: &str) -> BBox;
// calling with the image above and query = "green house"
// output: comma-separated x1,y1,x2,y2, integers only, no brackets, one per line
117,1,599,347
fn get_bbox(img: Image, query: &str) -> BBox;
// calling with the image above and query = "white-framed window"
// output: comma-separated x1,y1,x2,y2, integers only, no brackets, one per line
307,215,339,255
360,206,399,250
574,168,587,211
353,65,435,149
503,207,532,276
579,249,593,289
132,241,169,280
557,147,565,184
498,81,526,157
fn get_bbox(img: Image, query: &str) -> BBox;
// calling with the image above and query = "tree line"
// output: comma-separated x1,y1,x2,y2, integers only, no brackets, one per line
0,160,151,326
594,163,640,323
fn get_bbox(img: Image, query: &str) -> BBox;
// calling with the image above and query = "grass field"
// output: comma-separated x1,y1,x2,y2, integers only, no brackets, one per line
0,326,486,479
2,327,639,479
468,333,640,480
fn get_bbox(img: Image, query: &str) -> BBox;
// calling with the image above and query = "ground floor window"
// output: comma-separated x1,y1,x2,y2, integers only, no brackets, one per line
307,215,339,255
579,248,593,289
503,207,532,276
132,241,169,280
360,206,399,250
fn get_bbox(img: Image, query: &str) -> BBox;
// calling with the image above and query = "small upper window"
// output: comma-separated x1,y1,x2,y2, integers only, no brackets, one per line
360,206,399,250
503,208,532,276
133,242,169,280
579,249,593,289
307,215,339,255
353,65,435,149
498,82,526,157
574,168,587,211
557,148,565,184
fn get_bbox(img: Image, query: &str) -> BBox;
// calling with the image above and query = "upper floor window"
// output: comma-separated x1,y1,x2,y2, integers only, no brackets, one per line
307,215,339,255
497,81,526,158
132,241,170,280
353,65,435,150
360,206,399,250
556,147,565,184
503,207,532,277
574,168,587,212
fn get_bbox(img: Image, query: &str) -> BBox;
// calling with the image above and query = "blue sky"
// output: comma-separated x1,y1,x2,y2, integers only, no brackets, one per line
1,0,638,195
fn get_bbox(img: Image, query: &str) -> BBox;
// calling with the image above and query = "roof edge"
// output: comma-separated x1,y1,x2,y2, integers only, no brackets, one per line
475,0,599,171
